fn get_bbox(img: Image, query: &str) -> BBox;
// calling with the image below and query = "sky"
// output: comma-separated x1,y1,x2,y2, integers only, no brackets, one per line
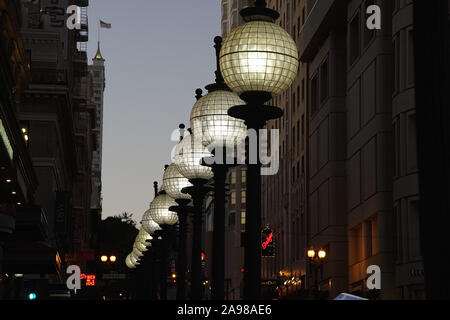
86,1,221,225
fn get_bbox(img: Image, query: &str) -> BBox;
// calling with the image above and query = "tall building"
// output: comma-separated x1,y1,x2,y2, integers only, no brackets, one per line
220,0,429,300
0,0,99,299
89,43,105,230
259,0,425,300
221,0,254,38
0,0,39,299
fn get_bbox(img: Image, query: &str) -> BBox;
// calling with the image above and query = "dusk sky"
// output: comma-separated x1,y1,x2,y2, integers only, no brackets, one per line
86,1,221,225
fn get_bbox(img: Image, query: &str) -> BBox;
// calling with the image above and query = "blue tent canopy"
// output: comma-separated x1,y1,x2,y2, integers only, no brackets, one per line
334,293,368,300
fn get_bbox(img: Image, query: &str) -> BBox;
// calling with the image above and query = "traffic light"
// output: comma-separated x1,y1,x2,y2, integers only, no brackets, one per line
27,292,37,300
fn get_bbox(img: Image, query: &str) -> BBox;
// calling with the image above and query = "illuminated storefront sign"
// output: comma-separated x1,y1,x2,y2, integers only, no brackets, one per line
261,226,275,258
80,273,96,287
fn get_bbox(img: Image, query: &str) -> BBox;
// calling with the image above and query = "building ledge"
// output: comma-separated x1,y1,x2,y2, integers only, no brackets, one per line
298,0,347,62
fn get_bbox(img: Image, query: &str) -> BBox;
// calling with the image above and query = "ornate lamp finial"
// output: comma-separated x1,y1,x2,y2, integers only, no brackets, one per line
153,181,158,198
195,89,203,101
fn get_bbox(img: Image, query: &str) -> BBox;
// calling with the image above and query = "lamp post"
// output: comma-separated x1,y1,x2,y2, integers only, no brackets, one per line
149,188,179,301
142,210,163,299
190,36,247,300
163,160,193,300
307,248,327,295
219,0,299,299
174,129,213,300
129,227,153,299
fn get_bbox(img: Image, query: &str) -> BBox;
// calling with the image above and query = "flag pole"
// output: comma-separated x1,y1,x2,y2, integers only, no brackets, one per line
98,20,100,44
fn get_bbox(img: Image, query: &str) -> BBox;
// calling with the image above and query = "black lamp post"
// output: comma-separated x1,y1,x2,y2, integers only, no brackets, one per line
174,96,214,300
169,198,190,300
164,140,195,300
149,180,179,300
220,1,299,299
307,248,327,299
196,37,246,300
181,179,211,300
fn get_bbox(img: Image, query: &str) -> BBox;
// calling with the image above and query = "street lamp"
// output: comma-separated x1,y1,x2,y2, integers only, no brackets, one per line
126,254,136,269
149,190,179,300
307,247,327,294
219,0,299,299
140,213,162,300
134,228,152,252
163,161,193,300
174,131,213,300
190,36,247,300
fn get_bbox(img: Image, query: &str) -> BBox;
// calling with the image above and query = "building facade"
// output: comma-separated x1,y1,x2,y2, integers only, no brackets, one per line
220,0,426,300
1,0,102,299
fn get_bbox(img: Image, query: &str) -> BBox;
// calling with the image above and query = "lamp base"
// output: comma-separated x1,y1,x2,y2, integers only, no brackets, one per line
228,104,283,128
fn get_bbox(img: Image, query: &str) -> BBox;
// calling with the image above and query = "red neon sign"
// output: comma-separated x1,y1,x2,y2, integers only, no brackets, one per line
80,273,96,286
262,232,273,250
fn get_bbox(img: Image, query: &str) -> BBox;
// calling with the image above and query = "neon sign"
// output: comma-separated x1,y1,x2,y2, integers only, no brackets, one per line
80,273,96,287
261,226,275,258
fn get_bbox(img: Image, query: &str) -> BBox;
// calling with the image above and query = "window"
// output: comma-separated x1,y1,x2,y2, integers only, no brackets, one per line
320,59,329,102
408,199,421,259
231,11,238,28
229,212,236,226
311,74,318,115
365,220,373,258
407,112,418,172
231,192,236,205
241,211,246,226
241,169,246,184
241,191,246,204
407,28,415,85
301,78,305,101
301,115,305,152
231,171,236,185
350,13,360,65
302,8,305,26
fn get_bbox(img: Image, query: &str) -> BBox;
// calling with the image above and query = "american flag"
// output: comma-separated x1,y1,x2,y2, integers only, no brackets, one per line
100,20,112,29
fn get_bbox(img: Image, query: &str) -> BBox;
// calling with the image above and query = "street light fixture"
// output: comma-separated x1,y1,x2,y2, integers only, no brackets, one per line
307,247,327,294
149,189,179,301
139,212,162,300
191,36,247,300
163,160,193,300
219,0,299,300
125,254,136,269
174,130,213,300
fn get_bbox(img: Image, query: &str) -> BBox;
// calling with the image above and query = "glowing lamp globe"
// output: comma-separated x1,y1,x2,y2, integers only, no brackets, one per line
134,228,152,250
190,90,247,148
220,18,298,98
132,247,143,258
141,210,162,235
162,163,192,200
173,134,213,181
129,252,140,265
134,240,148,252
125,254,136,269
149,193,179,226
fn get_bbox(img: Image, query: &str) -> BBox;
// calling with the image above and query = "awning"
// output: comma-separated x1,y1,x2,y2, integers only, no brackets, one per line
334,293,368,300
